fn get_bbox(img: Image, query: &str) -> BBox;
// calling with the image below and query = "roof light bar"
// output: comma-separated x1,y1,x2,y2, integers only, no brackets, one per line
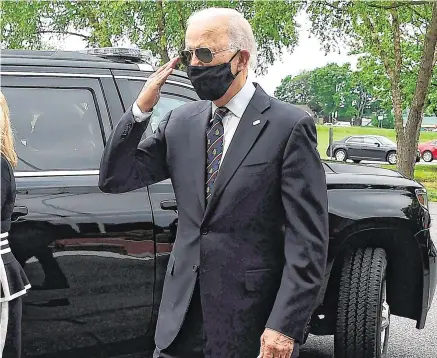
81,47,152,63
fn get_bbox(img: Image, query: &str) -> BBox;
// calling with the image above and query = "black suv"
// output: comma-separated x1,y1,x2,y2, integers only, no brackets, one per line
1,49,436,358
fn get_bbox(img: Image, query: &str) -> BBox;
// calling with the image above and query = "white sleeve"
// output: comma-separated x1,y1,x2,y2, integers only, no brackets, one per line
132,101,153,123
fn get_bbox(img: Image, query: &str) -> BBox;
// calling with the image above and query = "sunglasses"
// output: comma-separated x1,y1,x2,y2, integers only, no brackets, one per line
179,47,236,67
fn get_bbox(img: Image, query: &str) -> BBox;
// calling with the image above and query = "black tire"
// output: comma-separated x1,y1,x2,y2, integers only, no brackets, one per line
353,160,361,163
422,150,433,162
386,151,397,165
334,149,347,162
335,248,389,358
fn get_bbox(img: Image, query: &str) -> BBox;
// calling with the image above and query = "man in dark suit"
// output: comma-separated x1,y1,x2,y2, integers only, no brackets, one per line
99,7,329,358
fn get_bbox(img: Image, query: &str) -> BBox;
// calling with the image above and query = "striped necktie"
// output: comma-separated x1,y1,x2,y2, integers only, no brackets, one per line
205,107,229,203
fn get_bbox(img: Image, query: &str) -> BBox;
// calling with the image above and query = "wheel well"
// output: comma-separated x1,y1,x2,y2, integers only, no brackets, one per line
386,150,396,159
311,226,423,336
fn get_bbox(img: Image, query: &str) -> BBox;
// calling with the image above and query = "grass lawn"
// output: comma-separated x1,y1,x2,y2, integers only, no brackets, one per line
316,125,437,159
378,164,437,202
410,165,437,202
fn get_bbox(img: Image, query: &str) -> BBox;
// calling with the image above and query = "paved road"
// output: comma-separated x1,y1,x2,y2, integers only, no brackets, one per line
300,203,437,358
346,159,437,166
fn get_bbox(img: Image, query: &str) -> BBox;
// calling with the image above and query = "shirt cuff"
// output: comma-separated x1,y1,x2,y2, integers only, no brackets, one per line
132,101,153,122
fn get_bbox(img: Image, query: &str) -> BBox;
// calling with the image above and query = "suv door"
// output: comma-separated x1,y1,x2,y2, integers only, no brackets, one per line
112,70,198,327
1,71,155,357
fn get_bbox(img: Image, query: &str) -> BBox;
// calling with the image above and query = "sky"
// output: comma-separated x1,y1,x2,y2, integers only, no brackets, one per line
50,11,358,96
253,12,359,95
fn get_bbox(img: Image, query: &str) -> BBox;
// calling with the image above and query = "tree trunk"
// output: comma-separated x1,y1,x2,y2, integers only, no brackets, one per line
389,7,411,176
156,0,170,64
399,1,437,178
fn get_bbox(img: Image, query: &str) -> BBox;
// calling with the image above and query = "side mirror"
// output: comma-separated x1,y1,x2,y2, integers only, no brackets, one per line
160,199,178,211
374,142,381,147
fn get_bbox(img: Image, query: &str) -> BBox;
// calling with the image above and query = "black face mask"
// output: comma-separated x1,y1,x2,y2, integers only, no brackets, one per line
186,51,240,101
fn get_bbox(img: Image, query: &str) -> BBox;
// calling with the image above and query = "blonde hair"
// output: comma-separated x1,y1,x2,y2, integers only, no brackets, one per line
0,91,18,168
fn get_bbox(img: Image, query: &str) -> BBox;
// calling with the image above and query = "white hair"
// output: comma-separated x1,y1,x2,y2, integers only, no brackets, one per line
187,7,258,70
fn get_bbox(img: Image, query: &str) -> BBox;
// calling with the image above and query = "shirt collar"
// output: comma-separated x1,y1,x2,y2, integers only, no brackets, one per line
212,80,256,118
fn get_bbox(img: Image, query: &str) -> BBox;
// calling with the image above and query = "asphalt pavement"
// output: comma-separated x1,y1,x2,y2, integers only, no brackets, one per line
300,203,437,358
354,159,437,166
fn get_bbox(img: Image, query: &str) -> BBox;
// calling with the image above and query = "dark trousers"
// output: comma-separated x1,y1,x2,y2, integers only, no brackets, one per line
153,280,205,358
152,281,300,358
2,297,23,358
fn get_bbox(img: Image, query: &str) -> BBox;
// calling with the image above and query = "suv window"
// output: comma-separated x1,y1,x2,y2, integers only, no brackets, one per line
121,79,188,133
3,87,104,171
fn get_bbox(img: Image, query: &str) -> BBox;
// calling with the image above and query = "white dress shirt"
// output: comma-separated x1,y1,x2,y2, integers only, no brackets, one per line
211,80,256,161
132,101,153,122
133,80,256,165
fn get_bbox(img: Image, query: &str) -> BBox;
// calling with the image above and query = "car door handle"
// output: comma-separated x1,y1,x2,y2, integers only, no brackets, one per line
160,199,178,211
11,205,28,222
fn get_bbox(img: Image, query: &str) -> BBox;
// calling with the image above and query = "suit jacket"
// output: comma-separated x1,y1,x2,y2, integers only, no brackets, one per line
99,84,329,357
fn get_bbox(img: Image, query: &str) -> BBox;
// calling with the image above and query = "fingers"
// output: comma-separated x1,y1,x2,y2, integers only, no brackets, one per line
155,57,180,74
136,57,179,110
261,342,293,358
151,57,179,84
153,66,173,87
261,348,289,358
257,333,265,358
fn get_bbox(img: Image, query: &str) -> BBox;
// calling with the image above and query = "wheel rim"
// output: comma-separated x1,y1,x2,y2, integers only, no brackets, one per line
380,281,390,356
388,153,396,164
335,150,346,161
423,151,432,162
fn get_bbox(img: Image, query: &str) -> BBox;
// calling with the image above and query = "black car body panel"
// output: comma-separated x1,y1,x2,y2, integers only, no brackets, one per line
326,135,421,163
1,50,435,357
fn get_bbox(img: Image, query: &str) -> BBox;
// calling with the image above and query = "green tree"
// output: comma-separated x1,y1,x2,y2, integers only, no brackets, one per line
274,71,322,111
310,63,355,118
0,0,302,74
371,112,395,129
307,0,437,178
275,63,377,123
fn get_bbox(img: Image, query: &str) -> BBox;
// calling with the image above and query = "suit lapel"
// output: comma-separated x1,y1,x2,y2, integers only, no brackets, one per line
203,84,270,220
190,101,212,213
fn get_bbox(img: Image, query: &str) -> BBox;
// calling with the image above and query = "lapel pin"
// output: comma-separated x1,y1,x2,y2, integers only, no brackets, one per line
252,120,261,126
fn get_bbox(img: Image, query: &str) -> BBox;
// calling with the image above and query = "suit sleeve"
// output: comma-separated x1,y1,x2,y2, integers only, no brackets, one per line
1,157,12,208
98,107,171,193
265,115,329,343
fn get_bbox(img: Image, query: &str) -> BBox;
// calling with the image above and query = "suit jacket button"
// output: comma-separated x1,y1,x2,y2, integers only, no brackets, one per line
201,227,209,235
192,265,199,273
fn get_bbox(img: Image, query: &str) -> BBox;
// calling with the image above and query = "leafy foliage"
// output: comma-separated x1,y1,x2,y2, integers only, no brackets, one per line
306,0,437,178
275,63,378,123
0,0,302,74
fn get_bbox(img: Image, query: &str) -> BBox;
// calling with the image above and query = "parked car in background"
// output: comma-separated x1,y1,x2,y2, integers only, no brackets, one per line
334,121,351,127
327,135,420,165
418,140,437,162
1,48,436,358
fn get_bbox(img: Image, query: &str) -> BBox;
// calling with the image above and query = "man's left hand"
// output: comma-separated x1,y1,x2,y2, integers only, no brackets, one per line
258,328,294,358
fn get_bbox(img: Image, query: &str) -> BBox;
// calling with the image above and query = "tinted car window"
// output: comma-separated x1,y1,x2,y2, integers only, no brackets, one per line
3,87,104,171
346,137,363,144
376,136,395,146
123,80,188,133
363,137,378,144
